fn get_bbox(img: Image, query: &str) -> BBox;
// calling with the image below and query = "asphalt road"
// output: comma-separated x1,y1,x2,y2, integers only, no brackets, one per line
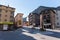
0,28,36,40
0,27,60,40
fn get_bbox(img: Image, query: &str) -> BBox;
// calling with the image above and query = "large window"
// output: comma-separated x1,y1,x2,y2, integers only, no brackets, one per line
18,20,21,25
5,10,8,13
57,17,59,19
57,23,59,25
11,11,14,15
10,19,13,22
10,16,14,21
5,15,7,17
0,9,2,13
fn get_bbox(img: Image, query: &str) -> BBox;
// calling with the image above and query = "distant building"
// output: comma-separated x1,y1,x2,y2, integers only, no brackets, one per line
28,13,40,27
23,17,27,22
23,17,27,26
15,13,23,28
0,5,15,30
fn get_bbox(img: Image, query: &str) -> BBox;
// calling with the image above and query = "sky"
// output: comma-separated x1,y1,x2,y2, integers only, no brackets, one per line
0,0,60,17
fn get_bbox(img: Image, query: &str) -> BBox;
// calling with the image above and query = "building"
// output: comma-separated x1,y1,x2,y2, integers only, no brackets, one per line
23,17,27,22
0,5,15,30
39,6,60,29
28,6,49,27
29,6,60,29
25,21,29,26
23,17,27,26
40,9,55,29
28,13,40,27
23,17,30,26
15,13,23,28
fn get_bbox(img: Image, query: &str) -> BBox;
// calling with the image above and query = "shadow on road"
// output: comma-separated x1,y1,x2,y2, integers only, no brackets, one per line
41,30,60,38
0,28,36,40
22,27,60,38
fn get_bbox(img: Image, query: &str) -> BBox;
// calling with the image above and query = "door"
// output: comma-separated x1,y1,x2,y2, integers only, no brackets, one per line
3,25,8,30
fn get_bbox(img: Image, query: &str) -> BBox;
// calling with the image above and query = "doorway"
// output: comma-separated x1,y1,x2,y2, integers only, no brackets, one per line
43,14,51,29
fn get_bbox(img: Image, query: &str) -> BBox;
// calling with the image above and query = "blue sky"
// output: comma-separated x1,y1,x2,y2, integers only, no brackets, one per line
0,0,60,17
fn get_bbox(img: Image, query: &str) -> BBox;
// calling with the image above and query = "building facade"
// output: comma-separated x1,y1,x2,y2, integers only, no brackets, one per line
23,17,27,26
0,5,15,30
54,7,60,28
40,9,55,29
29,6,60,28
28,13,40,27
15,13,23,28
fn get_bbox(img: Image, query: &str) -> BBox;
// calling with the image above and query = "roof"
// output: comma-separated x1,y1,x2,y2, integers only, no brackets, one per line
40,8,55,14
15,13,23,18
0,5,15,9
30,6,60,14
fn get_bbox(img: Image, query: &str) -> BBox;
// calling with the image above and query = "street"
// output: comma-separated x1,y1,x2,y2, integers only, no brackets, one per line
0,26,60,40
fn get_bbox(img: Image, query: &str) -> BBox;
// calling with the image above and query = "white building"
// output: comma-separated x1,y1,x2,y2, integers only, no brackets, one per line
55,9,60,27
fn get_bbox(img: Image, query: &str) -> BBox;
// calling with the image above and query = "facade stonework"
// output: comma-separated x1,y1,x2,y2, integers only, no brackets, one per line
0,5,15,30
15,13,23,28
40,9,55,29
28,13,40,27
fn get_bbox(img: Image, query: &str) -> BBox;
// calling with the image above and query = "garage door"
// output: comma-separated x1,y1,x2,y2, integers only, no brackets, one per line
3,25,8,30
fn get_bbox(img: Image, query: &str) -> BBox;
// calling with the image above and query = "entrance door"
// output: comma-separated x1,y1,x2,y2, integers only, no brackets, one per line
3,25,8,30
43,14,51,28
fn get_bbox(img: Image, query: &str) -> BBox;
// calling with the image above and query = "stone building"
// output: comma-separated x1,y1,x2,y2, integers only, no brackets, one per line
39,7,60,29
28,13,40,27
0,5,15,30
29,6,60,29
40,9,55,29
15,13,23,28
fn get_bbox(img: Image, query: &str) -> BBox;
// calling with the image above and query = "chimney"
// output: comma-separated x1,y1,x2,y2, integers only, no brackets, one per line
8,5,9,7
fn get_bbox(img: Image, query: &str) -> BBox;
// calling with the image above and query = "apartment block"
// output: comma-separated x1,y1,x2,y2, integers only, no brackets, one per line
15,13,23,28
29,6,60,29
28,13,40,27
0,5,15,30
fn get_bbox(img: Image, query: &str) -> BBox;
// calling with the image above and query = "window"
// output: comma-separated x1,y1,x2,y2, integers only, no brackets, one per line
11,11,14,17
43,16,46,19
10,16,14,18
56,13,58,15
11,11,14,15
0,9,2,13
57,23,59,25
5,19,7,21
57,17,59,19
5,15,7,17
19,20,21,25
5,10,8,13
20,16,22,18
10,20,13,22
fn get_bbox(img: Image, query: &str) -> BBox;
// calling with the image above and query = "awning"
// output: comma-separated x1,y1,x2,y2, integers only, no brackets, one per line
0,22,14,24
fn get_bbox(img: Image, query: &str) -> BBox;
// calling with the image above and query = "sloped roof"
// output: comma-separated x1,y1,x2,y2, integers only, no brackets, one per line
30,6,59,14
